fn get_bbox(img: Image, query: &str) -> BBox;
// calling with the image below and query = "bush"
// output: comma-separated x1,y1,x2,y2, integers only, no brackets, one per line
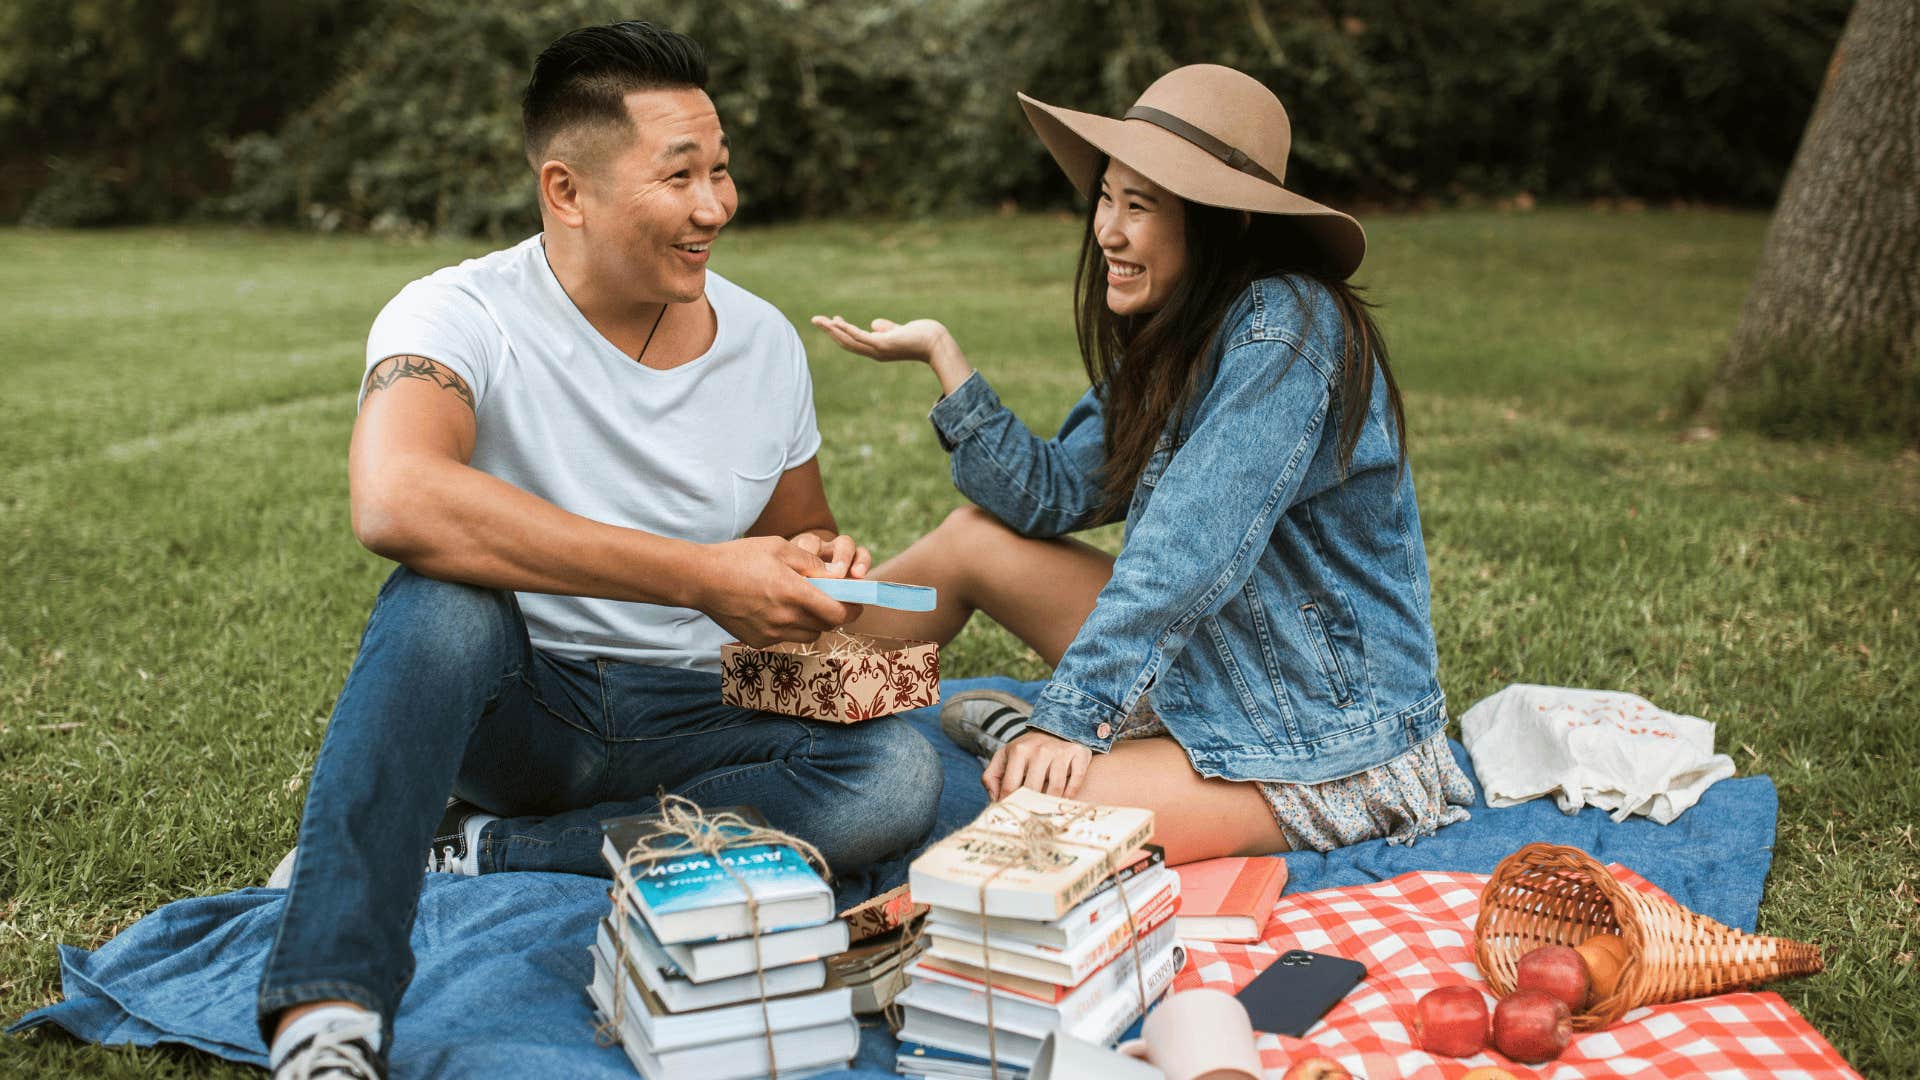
4,0,1850,232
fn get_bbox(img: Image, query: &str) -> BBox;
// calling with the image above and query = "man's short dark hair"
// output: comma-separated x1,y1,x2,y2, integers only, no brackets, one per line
522,21,709,167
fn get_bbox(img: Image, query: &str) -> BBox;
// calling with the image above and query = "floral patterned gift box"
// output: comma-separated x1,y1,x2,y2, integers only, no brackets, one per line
720,630,939,722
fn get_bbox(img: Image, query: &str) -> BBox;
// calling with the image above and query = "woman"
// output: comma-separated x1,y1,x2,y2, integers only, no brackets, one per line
812,65,1470,864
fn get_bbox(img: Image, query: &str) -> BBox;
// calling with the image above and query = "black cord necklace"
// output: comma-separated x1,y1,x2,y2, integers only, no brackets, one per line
636,303,667,364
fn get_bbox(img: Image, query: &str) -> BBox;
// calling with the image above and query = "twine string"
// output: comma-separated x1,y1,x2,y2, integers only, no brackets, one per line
595,793,831,1079
957,801,1151,1080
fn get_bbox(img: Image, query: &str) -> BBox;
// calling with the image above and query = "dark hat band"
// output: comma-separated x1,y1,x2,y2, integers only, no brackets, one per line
1123,105,1281,187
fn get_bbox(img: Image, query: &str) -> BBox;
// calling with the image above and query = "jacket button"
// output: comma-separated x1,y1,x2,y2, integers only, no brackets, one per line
1096,722,1113,739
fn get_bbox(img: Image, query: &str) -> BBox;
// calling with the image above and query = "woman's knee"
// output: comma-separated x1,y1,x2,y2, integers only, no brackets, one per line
935,503,1015,545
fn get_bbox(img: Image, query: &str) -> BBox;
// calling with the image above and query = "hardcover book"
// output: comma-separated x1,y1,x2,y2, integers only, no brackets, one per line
600,820,832,945
924,851,1166,951
923,882,1177,987
900,933,1183,1047
588,929,851,1049
1172,856,1287,943
603,913,826,1013
910,919,1180,1013
662,916,848,983
909,789,1155,920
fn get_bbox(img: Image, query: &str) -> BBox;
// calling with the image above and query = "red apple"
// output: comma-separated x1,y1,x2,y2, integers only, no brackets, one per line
1281,1057,1352,1080
1515,944,1591,1010
1412,984,1490,1057
1492,988,1573,1063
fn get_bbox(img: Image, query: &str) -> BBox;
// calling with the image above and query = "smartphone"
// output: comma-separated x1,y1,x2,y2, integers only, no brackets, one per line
1235,949,1367,1037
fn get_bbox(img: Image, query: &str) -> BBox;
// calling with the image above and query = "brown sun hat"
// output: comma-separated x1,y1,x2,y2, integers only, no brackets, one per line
1019,64,1366,279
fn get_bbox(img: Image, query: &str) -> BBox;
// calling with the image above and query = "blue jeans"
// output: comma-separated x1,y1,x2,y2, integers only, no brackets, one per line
256,567,943,1038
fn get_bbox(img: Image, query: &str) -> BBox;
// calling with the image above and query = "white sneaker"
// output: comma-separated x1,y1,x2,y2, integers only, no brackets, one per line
938,689,1035,762
267,846,298,889
271,1008,385,1080
266,798,493,889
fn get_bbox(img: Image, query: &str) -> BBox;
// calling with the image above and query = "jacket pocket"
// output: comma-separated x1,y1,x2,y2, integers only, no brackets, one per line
1297,602,1355,707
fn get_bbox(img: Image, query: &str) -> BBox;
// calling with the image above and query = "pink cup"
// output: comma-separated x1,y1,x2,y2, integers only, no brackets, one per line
1119,989,1262,1080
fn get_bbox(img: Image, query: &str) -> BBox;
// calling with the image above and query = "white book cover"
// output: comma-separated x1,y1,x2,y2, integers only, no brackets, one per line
588,937,850,1051
588,967,857,1080
924,884,1177,986
927,869,1177,961
897,1007,1045,1069
910,789,1155,920
925,862,1171,952
661,912,848,983
898,933,1182,1045
602,914,825,1013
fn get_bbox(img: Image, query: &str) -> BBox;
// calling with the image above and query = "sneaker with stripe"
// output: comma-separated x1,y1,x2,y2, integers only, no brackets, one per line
938,689,1035,762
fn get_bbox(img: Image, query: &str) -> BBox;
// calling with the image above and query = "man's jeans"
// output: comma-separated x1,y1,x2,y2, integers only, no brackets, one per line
256,567,943,1037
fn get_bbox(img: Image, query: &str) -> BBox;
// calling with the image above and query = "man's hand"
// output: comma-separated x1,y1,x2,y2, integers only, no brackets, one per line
982,729,1095,800
790,532,871,580
696,536,864,646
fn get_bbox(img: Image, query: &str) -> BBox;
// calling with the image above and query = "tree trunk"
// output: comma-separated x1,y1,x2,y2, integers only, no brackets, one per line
1709,0,1919,432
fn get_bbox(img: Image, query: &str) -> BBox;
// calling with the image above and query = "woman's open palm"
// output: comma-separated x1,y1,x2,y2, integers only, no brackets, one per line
809,314,950,364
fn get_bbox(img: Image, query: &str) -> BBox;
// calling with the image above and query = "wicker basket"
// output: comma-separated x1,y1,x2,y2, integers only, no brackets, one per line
1472,843,1824,1030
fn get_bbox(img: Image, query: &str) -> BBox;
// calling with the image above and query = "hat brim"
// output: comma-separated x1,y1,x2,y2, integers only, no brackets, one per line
1019,92,1366,279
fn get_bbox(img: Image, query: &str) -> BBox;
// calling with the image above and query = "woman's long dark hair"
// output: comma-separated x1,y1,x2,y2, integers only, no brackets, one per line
1073,164,1407,517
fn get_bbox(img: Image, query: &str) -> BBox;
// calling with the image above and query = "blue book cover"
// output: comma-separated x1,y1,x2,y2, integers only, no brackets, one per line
630,842,823,914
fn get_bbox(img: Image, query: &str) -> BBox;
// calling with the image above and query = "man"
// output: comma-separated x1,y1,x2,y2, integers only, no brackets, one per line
257,22,942,1079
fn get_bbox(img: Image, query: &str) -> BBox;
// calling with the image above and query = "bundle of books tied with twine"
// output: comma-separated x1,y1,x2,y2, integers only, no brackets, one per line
895,789,1182,1080
587,797,856,1079
1473,842,1825,1030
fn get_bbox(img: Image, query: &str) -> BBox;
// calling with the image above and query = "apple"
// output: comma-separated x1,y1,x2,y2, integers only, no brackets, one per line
1576,933,1630,1002
1412,984,1490,1057
1280,1057,1351,1080
1492,988,1573,1063
1515,944,1591,1010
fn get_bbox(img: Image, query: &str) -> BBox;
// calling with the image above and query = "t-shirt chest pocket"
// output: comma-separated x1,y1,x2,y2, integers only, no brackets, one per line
728,437,787,537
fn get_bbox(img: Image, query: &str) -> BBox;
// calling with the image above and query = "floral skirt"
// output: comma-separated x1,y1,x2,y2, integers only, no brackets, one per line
1122,714,1473,853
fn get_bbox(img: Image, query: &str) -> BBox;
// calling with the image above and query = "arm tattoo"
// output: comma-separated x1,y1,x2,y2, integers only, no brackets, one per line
363,355,475,414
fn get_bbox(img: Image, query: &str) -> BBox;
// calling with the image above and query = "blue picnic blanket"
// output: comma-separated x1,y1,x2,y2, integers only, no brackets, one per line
10,678,1780,1078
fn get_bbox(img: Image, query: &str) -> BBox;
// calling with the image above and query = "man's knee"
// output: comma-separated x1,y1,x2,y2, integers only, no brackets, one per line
813,719,942,871
365,567,521,670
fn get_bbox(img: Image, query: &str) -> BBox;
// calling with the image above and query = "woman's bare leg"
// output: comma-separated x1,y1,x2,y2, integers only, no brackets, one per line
1076,737,1290,862
855,505,1289,861
852,505,1111,665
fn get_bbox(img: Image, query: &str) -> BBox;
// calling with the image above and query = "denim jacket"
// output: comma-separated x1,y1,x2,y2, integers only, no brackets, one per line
928,275,1445,784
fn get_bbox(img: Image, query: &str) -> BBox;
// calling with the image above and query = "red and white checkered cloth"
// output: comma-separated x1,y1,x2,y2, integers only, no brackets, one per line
1170,867,1857,1079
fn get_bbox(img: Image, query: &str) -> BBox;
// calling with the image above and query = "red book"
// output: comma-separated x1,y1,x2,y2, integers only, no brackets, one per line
1173,856,1288,943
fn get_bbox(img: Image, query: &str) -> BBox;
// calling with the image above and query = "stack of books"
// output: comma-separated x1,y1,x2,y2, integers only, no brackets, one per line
587,813,857,1079
894,789,1180,1080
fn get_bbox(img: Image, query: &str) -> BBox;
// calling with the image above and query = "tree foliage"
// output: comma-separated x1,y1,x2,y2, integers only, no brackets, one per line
2,0,1850,233
0,0,375,225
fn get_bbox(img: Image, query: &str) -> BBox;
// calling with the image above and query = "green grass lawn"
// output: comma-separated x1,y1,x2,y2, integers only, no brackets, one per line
2,209,1915,1077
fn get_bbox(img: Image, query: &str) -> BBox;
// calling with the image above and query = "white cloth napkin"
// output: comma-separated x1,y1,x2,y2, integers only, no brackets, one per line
1460,684,1736,824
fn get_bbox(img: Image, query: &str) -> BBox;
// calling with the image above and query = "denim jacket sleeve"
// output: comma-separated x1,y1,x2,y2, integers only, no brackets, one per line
1026,313,1337,751
927,371,1118,537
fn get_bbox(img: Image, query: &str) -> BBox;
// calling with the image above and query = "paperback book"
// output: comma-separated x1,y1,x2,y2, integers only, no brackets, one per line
589,924,850,1048
900,932,1183,1047
601,813,833,944
606,909,827,1012
909,788,1155,920
924,847,1166,951
923,871,1179,986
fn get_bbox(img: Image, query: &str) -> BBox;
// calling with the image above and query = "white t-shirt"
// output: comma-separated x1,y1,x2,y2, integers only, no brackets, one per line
363,235,821,671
